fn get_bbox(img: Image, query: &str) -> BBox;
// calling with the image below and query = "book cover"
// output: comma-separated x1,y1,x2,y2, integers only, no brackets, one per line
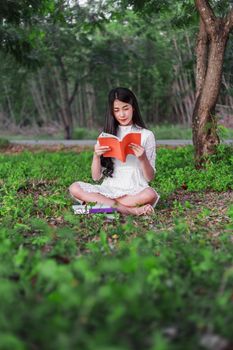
98,132,141,162
72,204,118,215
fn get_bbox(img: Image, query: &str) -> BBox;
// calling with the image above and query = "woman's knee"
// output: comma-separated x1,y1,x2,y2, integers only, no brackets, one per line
145,188,158,203
69,183,81,197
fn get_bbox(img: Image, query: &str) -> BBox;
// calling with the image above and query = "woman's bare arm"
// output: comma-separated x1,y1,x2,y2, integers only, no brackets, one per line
138,154,154,182
91,144,110,181
129,143,155,182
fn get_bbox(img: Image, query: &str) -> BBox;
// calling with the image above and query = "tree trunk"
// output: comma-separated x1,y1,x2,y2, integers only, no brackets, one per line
55,56,74,139
4,84,15,123
29,78,47,124
193,26,227,165
195,19,208,98
53,66,72,139
192,0,233,166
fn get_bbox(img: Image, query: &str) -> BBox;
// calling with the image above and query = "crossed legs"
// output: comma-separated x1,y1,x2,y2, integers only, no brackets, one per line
69,183,158,216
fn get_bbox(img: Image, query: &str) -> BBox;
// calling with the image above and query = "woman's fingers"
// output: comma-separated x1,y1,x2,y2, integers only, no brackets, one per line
101,147,111,154
129,143,145,158
129,143,140,148
99,146,111,151
129,143,143,151
95,145,110,151
94,145,111,156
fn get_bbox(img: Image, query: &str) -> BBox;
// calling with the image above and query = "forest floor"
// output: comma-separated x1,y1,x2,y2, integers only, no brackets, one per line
4,143,231,240
1,144,232,229
1,143,232,350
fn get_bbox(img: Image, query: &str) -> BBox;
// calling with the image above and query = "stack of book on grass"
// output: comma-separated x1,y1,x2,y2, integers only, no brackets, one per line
72,203,118,215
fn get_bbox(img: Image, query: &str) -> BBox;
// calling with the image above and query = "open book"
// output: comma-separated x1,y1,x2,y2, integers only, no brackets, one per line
98,132,141,162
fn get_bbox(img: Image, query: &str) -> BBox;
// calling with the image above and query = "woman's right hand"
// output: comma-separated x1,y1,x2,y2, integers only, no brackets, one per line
94,144,111,157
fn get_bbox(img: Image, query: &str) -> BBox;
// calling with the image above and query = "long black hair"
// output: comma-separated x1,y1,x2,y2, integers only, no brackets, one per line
101,87,147,177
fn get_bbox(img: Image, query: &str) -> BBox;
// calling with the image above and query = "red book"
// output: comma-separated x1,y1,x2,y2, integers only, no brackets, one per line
98,132,141,162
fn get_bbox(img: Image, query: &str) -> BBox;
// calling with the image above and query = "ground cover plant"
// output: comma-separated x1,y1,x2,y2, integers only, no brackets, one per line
0,144,233,350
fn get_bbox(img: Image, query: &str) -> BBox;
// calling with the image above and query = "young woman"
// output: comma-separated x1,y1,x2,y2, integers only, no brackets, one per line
69,87,159,215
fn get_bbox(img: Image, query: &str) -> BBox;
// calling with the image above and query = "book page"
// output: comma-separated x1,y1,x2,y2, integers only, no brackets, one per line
98,136,123,161
121,133,141,161
98,132,141,162
99,132,119,140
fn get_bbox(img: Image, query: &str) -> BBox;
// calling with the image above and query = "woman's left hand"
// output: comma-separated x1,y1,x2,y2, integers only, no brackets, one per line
129,143,146,160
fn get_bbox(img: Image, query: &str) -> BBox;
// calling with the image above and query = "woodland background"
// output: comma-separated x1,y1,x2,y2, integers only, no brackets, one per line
0,2,233,349
0,0,233,139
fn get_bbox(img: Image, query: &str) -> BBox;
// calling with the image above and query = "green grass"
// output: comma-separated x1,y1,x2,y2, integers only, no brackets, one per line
1,124,233,141
0,127,100,141
150,124,192,139
0,138,10,147
0,145,233,349
150,123,233,140
0,134,64,141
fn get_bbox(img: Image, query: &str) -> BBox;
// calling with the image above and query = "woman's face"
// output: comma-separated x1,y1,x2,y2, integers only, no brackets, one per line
113,99,133,126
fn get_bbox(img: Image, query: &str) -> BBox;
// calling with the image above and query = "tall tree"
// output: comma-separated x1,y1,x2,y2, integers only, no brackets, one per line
41,0,107,139
124,0,233,166
0,0,107,139
193,0,233,165
0,0,54,65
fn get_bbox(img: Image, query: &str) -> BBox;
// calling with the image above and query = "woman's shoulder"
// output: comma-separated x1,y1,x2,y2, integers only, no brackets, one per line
134,125,155,138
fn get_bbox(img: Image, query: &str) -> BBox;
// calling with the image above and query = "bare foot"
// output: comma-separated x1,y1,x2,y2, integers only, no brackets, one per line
116,204,154,216
107,203,155,216
134,204,154,216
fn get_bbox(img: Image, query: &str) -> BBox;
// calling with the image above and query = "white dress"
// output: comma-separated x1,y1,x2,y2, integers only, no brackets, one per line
75,124,160,206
